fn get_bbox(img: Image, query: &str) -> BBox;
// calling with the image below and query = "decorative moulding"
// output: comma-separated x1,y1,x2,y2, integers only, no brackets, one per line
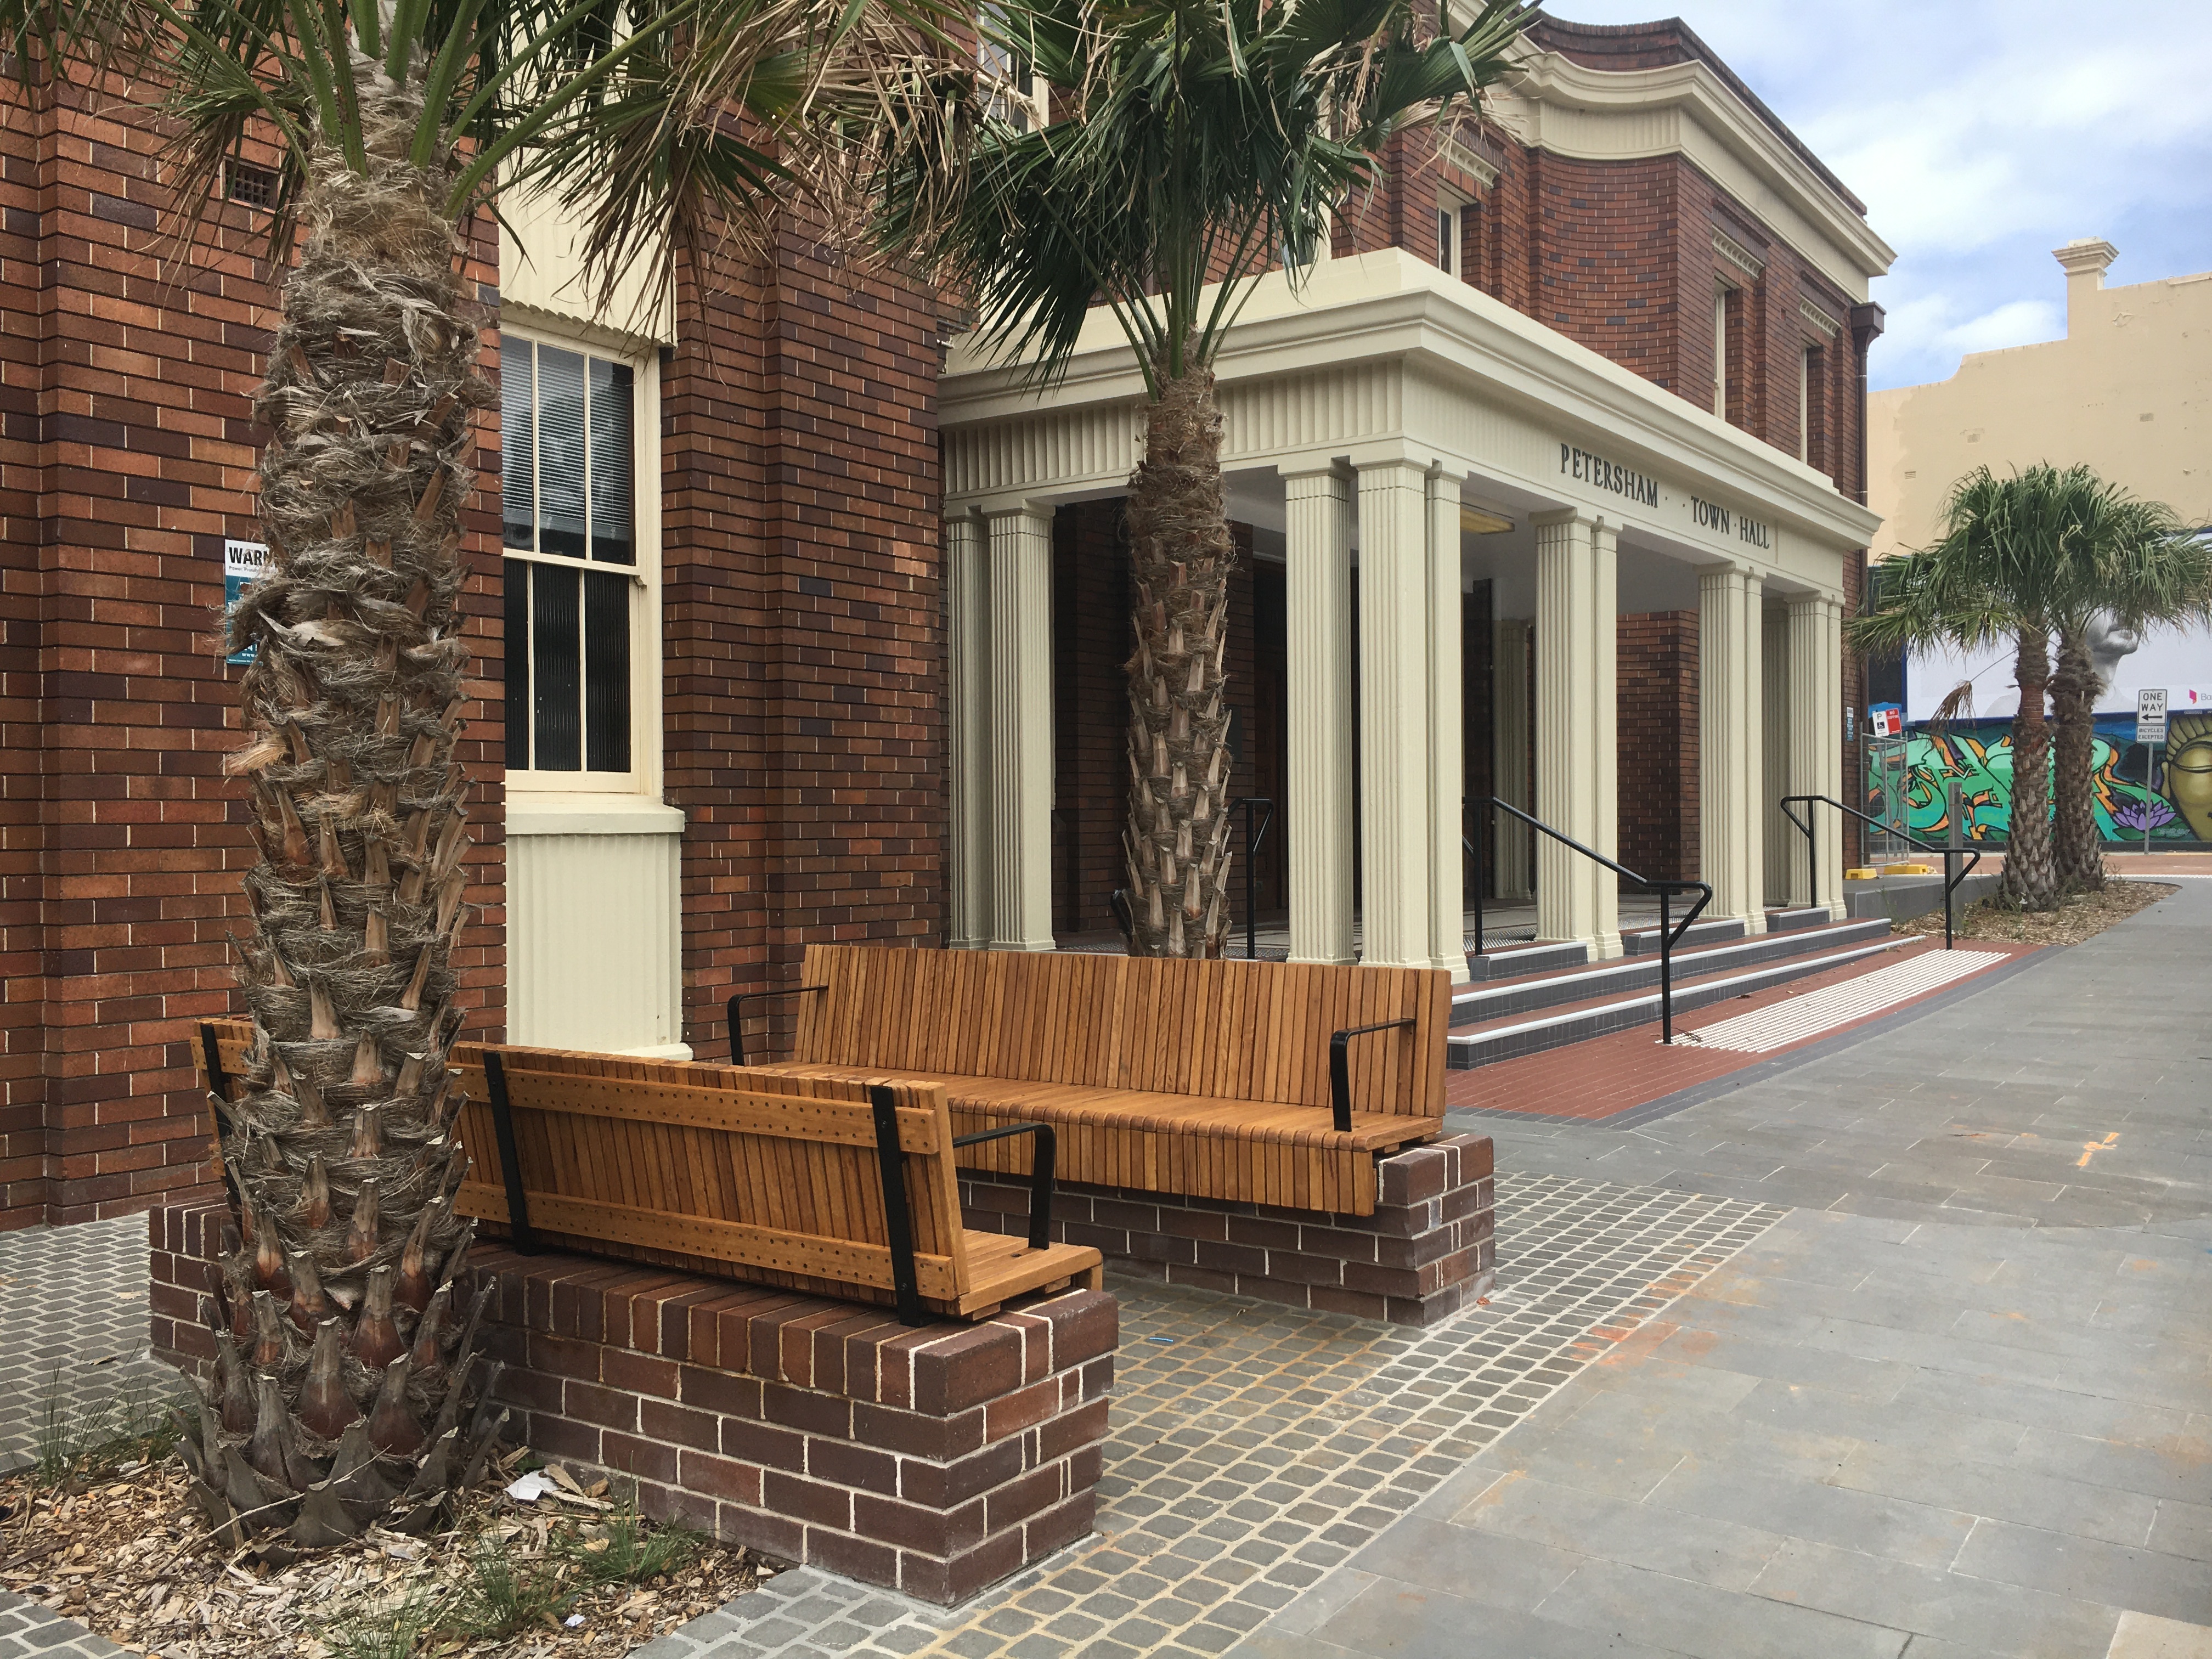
1713,228,1767,281
1798,298,1842,339
1438,134,1500,190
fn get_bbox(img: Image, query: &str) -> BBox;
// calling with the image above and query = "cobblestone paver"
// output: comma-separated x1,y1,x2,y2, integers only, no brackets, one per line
0,1594,130,1657
0,1216,173,1478
0,1178,1781,1658
648,1173,1785,1659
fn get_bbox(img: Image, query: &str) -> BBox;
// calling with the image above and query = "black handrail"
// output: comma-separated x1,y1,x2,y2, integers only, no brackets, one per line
1229,796,1276,961
1466,795,1713,1044
1330,1019,1415,1131
1779,793,1982,950
727,985,829,1065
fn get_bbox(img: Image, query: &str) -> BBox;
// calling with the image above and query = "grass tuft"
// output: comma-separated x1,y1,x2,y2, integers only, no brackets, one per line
31,1366,187,1488
448,1536,573,1639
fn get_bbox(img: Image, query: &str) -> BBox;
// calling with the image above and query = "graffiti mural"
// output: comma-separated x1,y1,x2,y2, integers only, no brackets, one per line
1867,713,2212,847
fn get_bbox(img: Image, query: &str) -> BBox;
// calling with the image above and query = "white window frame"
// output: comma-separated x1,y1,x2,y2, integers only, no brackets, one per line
499,320,664,801
1713,281,1731,421
1437,193,1471,280
1799,345,1814,462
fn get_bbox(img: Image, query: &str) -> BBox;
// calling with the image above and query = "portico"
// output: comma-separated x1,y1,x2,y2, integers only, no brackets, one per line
941,249,1872,975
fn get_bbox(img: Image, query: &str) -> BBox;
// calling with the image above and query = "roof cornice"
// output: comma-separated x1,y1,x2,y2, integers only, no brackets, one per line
1486,47,1895,300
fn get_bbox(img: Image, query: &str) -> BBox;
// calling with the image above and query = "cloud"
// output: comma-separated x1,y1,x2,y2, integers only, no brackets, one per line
1880,294,2063,380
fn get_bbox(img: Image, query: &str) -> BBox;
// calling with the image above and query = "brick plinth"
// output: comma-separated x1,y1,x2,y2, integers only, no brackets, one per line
960,1135,1496,1328
148,1205,1117,1605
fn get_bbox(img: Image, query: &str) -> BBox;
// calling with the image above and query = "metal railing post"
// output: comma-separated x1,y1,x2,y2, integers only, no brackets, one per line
1468,798,1485,957
1229,797,1274,961
1780,791,1980,951
1472,794,1706,1041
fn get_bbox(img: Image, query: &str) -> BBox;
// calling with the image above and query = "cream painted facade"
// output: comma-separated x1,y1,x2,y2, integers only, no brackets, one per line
498,195,690,1057
1869,241,2212,560
940,249,1876,965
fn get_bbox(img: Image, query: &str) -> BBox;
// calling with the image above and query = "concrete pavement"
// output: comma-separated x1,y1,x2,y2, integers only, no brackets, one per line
1234,881,2212,1659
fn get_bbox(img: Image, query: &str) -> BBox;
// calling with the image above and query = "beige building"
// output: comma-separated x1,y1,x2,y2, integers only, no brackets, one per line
1869,240,2212,558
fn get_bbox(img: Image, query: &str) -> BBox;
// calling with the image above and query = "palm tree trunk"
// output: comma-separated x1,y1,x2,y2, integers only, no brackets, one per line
1121,355,1235,957
177,58,502,1545
1999,622,2059,910
2051,624,2105,893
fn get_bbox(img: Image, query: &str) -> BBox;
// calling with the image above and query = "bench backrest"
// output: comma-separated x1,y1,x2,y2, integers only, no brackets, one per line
792,947,1449,1115
448,1046,977,1314
197,1020,977,1315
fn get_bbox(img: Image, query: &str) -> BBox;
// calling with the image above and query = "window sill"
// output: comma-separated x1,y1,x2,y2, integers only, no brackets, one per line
507,793,685,837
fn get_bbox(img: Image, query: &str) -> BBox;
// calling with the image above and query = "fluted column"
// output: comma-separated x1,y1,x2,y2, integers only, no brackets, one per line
1699,561,1767,934
1788,593,1846,917
1491,618,1533,901
1591,520,1621,956
1763,603,1793,906
946,512,992,948
1533,510,1618,957
1356,459,1432,968
985,504,1055,951
1281,466,1356,964
1426,469,1470,983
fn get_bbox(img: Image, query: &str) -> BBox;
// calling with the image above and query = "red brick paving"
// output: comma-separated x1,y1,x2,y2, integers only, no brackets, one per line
1446,938,2041,1121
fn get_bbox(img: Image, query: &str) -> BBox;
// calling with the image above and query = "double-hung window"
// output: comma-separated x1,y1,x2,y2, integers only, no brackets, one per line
500,329,656,789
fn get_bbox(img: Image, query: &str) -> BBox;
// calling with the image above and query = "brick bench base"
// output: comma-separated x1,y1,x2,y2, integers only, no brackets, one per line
149,1205,1117,1605
959,1132,1496,1327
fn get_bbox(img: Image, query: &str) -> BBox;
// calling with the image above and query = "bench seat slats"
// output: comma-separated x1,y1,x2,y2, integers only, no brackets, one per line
775,947,1452,1217
196,1020,1103,1322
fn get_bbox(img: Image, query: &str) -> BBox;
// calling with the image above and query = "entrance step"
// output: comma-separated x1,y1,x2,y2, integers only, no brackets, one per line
1622,917,1743,955
1449,918,1893,1029
1463,940,1588,982
1447,933,1905,1068
1765,906,1835,933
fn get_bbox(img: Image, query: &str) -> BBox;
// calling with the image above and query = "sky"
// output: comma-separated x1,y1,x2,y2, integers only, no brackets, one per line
1542,0,2212,391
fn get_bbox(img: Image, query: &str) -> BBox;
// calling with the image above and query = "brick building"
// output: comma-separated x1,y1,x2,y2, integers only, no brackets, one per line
2,14,1890,1228
950,14,1890,969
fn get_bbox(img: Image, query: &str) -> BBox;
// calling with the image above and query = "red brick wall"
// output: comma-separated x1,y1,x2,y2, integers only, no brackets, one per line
0,71,944,1224
1616,612,1700,882
1337,117,1871,507
658,231,948,1060
0,76,507,1227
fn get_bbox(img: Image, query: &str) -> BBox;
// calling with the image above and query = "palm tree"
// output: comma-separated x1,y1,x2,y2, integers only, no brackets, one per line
2050,494,2211,891
894,0,1526,956
1853,465,2212,912
1852,467,2074,909
4,0,973,1543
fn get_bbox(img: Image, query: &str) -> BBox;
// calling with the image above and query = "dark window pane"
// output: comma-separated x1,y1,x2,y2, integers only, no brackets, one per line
503,558,529,769
538,346,588,559
531,562,581,770
500,338,534,550
589,359,635,565
585,570,632,772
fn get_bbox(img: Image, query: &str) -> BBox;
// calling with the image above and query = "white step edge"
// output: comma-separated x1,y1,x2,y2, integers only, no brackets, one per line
1446,938,1907,1046
1449,923,1886,1010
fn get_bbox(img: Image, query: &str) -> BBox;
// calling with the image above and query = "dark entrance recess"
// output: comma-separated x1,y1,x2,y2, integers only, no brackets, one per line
1051,503,1287,940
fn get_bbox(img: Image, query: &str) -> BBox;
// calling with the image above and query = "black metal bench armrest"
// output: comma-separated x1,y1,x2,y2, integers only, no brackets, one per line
953,1122,1059,1251
1329,1018,1417,1133
725,984,829,1066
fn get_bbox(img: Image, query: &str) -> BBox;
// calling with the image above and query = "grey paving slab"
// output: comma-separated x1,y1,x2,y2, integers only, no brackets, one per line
1233,883,2212,1659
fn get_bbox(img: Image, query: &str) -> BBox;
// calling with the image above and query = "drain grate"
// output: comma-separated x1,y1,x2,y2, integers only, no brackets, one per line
1680,946,2008,1053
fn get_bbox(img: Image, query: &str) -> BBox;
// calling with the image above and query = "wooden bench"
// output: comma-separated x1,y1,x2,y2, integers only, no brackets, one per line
727,948,1451,1217
196,1022,1103,1324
